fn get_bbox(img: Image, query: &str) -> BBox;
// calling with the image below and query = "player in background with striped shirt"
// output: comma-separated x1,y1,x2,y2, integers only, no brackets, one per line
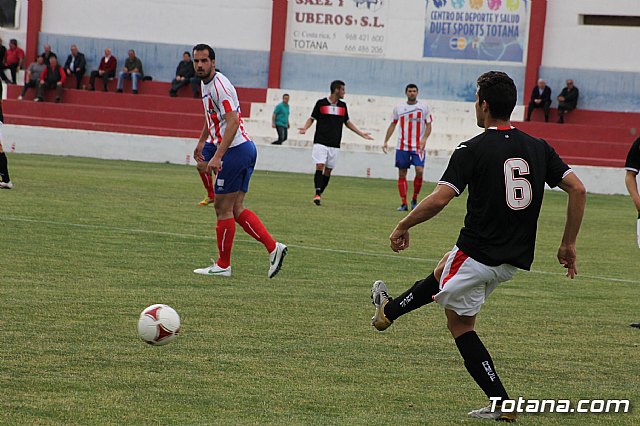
383,84,432,211
191,44,287,278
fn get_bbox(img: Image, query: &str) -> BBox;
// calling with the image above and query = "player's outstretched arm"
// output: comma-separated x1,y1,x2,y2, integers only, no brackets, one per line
207,111,239,175
193,122,209,162
298,117,314,134
625,171,640,213
382,121,397,154
420,122,432,152
557,172,586,278
346,120,373,140
389,184,456,252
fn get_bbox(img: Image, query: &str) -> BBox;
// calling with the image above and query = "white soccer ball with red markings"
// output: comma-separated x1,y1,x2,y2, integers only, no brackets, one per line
137,304,181,346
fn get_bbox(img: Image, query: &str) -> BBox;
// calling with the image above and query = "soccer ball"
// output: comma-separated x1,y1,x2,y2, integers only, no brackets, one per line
137,304,181,346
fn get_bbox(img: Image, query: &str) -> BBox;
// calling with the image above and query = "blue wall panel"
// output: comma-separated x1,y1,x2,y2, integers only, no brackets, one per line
281,52,526,104
539,67,640,113
38,33,269,87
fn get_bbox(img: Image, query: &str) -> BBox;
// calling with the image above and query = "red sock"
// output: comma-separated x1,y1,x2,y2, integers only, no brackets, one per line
398,177,408,205
199,171,215,199
413,176,423,200
215,218,236,268
236,209,276,253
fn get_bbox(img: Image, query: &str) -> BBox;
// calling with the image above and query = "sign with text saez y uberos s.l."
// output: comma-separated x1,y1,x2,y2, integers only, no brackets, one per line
287,0,389,57
424,0,529,63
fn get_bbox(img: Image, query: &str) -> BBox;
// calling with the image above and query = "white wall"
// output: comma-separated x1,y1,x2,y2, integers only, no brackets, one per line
543,0,640,72
40,0,273,50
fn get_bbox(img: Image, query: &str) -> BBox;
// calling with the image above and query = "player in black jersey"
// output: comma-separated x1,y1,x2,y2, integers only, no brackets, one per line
298,80,373,205
370,71,586,421
0,82,12,189
624,137,640,329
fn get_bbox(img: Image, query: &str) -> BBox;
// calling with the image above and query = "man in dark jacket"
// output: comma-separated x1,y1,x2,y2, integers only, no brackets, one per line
64,44,86,89
0,38,10,83
557,79,579,124
526,78,552,122
169,51,196,97
36,55,66,102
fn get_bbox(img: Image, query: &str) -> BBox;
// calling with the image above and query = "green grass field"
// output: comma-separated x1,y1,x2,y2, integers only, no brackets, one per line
1,154,639,425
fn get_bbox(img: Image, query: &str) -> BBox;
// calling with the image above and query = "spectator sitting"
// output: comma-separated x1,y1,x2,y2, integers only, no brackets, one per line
169,51,196,97
35,55,66,103
40,43,56,66
116,49,144,94
557,79,579,124
89,48,117,91
18,55,46,100
526,78,551,122
5,39,25,85
64,44,86,89
0,38,10,84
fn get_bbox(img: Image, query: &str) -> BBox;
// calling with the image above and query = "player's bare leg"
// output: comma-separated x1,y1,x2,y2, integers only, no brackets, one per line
232,191,287,278
397,168,408,211
196,161,215,206
446,310,515,422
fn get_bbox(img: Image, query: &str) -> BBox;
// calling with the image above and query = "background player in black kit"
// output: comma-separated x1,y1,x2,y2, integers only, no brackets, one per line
624,137,640,329
370,71,586,421
298,80,372,205
0,83,12,189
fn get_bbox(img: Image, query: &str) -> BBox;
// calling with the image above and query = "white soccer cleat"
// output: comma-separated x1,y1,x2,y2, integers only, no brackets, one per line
371,280,393,331
468,405,517,422
193,261,231,277
0,181,13,189
268,242,288,278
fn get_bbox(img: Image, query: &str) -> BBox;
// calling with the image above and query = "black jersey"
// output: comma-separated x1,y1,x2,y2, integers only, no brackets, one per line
439,127,571,270
625,137,640,174
311,98,349,148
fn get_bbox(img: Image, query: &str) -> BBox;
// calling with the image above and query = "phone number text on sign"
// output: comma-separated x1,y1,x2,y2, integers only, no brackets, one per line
288,0,389,57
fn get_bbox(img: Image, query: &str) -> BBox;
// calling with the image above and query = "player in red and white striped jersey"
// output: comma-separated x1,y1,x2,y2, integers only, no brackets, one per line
383,84,432,211
191,44,287,278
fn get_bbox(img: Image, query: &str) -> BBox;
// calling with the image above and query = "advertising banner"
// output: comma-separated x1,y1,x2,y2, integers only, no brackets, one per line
423,0,529,62
287,0,390,57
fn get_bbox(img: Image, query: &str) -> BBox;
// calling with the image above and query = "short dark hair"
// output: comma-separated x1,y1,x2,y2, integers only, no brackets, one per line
283,93,289,98
476,71,517,120
405,83,418,92
9,39,17,45
193,43,215,60
183,51,191,57
330,80,345,94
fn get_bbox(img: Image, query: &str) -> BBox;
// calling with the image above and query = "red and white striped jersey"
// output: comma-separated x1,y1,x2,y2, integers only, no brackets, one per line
201,72,251,148
392,101,432,152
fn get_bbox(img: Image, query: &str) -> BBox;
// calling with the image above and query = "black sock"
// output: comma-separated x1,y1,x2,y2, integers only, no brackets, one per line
320,175,331,193
455,331,509,403
0,152,9,182
314,170,323,196
384,272,439,321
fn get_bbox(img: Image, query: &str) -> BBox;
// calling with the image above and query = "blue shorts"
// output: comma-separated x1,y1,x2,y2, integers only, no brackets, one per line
395,149,425,169
203,142,217,161
215,141,256,194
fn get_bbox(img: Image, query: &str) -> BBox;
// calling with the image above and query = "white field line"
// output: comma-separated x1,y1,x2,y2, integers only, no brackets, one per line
2,216,639,285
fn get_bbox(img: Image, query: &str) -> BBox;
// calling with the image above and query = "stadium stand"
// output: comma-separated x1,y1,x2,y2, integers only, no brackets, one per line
3,80,638,168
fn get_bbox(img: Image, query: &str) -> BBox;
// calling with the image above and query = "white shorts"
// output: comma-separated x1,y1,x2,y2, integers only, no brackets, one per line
433,246,517,316
312,144,339,169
